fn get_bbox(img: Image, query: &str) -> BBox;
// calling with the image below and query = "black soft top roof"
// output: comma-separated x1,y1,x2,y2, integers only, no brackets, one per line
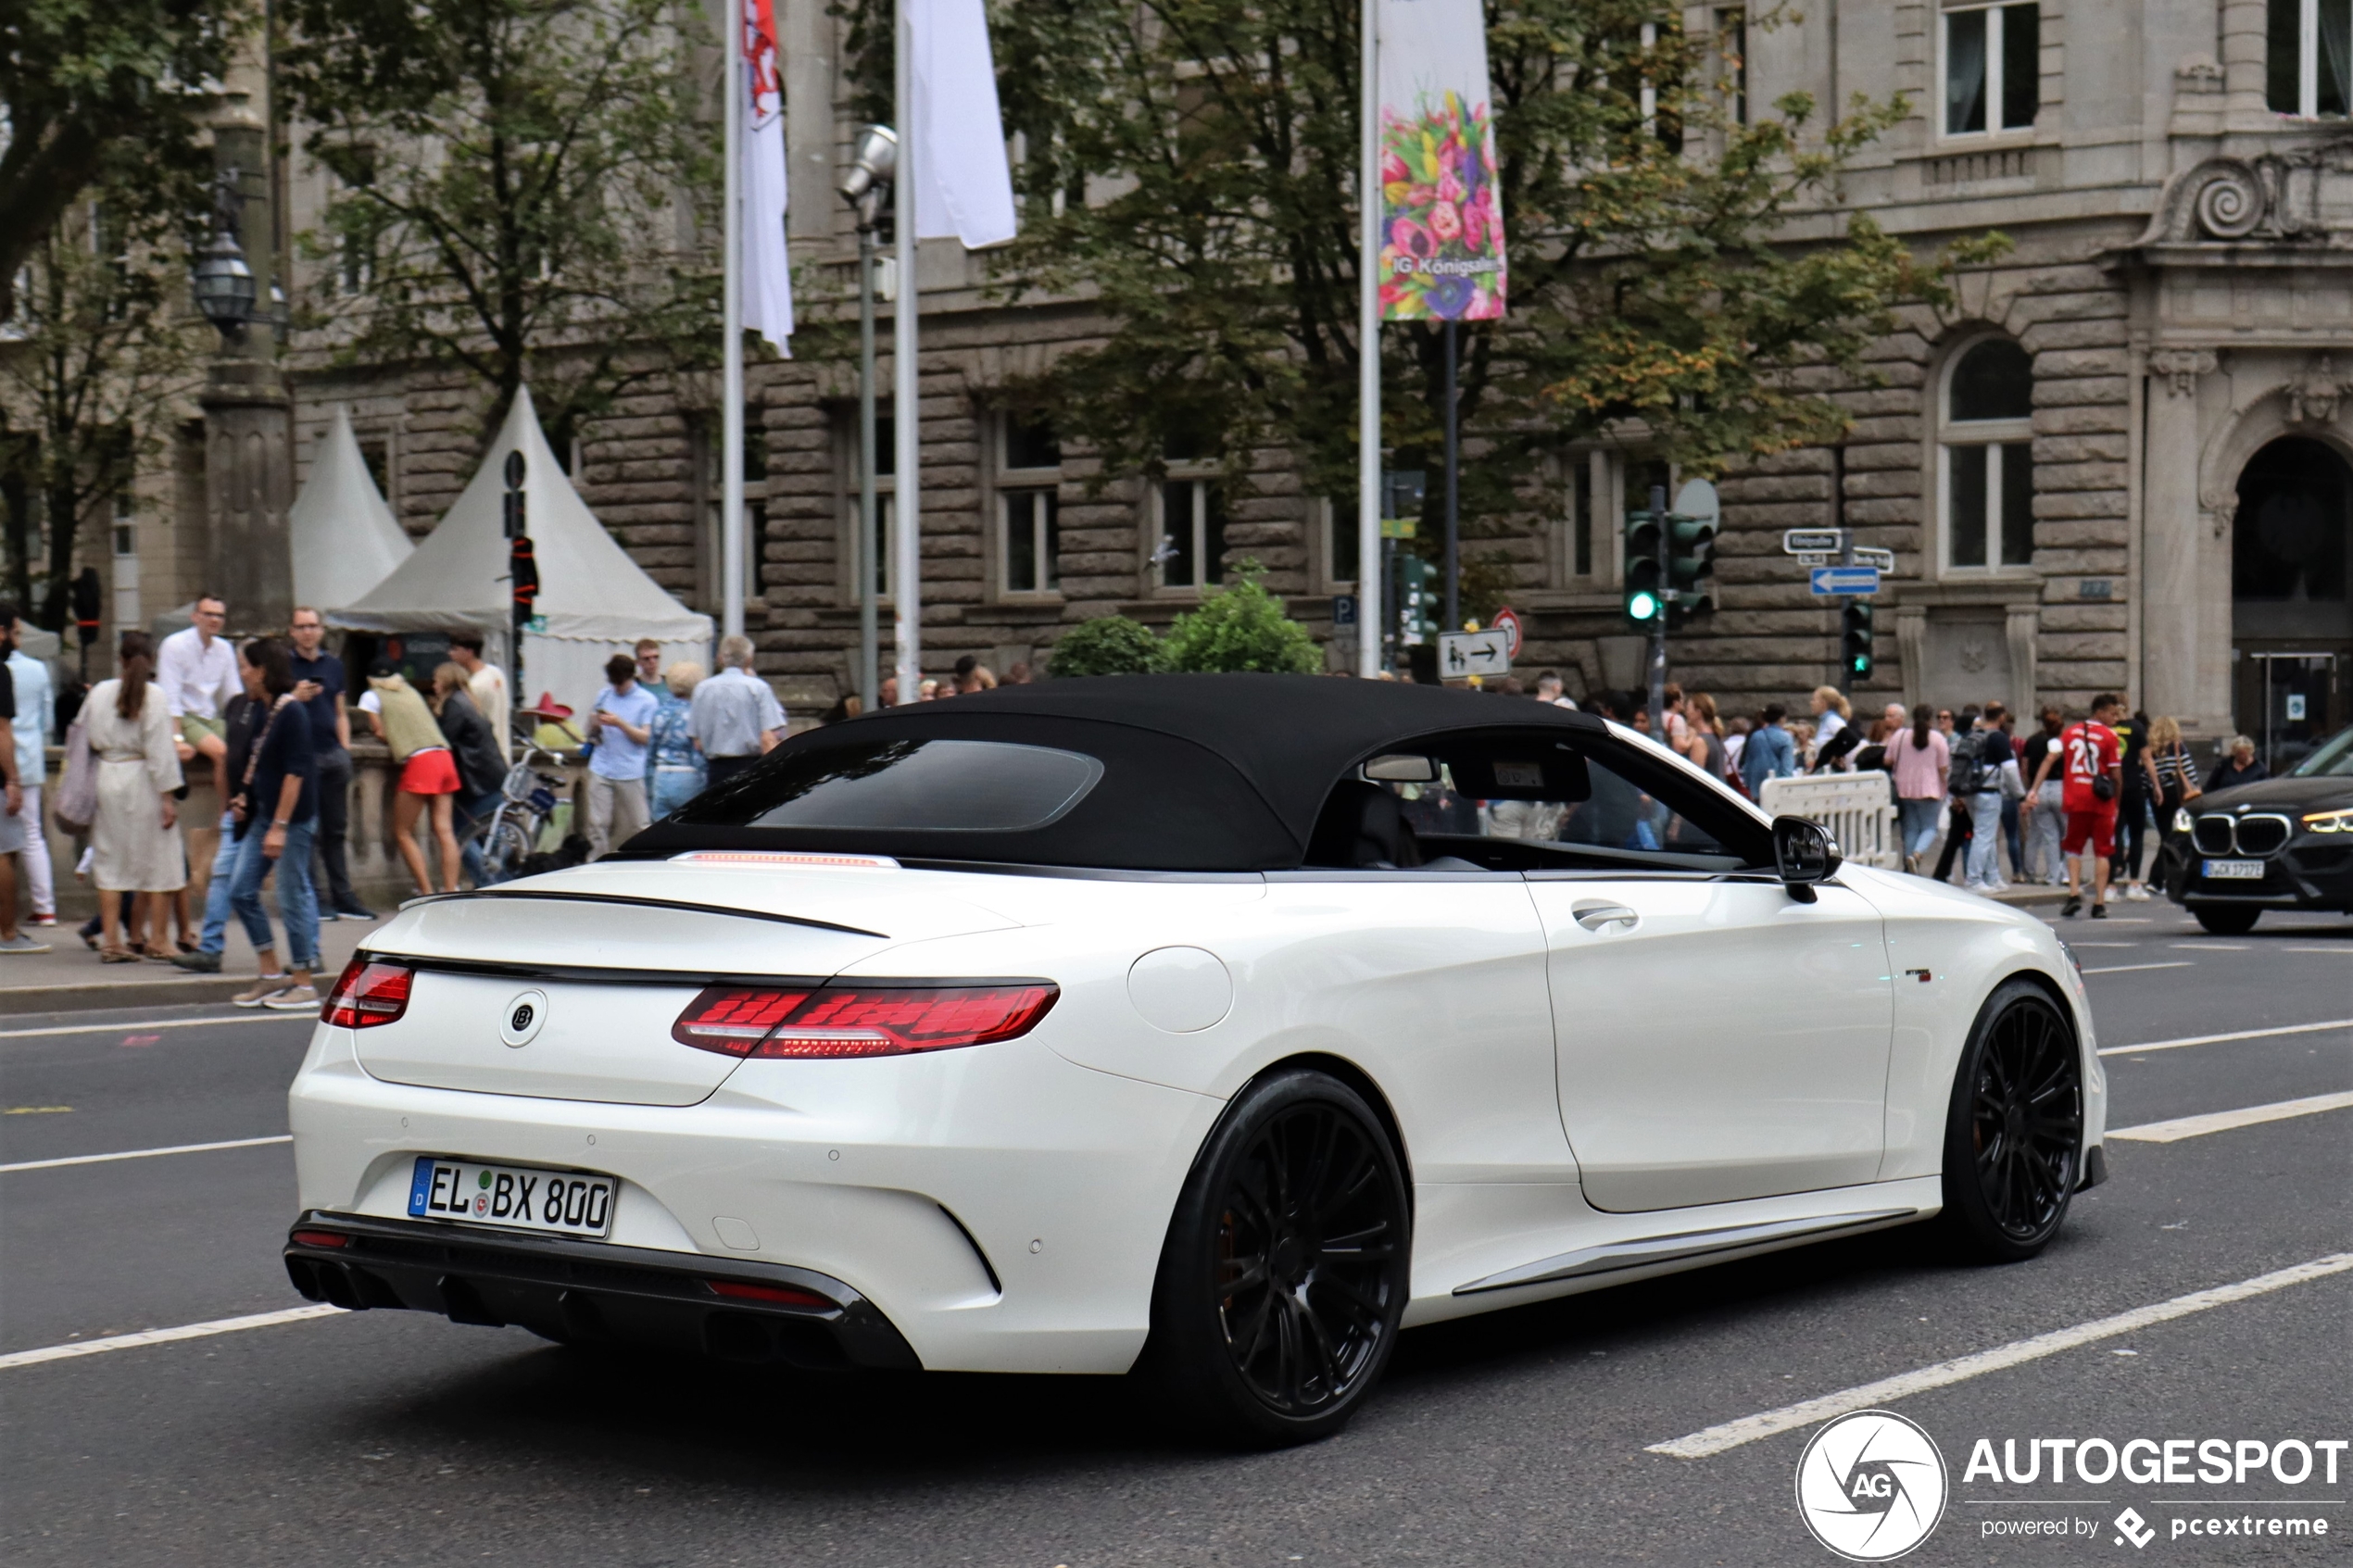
629,673,1607,872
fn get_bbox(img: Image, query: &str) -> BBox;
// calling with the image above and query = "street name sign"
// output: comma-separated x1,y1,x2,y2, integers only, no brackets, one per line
1809,565,1881,596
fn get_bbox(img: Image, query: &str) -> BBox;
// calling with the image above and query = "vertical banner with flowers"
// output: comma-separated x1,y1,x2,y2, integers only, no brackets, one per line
1376,0,1506,321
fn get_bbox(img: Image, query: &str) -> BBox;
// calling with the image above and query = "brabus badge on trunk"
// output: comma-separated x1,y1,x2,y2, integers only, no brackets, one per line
500,990,550,1048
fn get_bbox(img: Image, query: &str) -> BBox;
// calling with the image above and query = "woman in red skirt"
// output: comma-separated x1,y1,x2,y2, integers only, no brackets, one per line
362,662,464,896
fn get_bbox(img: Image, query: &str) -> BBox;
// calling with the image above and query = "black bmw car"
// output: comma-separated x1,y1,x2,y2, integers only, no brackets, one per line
2162,724,2353,934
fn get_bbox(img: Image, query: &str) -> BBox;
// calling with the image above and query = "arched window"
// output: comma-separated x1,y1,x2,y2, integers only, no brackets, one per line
1940,338,2035,571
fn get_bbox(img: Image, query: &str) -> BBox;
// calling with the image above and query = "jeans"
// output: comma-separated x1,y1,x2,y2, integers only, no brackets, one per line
2001,796,2022,879
649,763,705,819
228,817,319,970
1897,798,1943,863
2112,793,2150,884
583,772,648,860
1964,790,2006,887
453,787,501,887
20,782,54,917
199,809,239,956
309,746,359,910
2025,781,2065,882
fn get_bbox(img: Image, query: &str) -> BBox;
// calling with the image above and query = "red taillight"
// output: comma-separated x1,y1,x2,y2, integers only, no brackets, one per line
706,1278,833,1309
671,983,1057,1060
322,959,414,1029
672,987,814,1054
290,1229,350,1248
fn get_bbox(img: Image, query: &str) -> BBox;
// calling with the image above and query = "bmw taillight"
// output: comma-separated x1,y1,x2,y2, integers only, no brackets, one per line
322,958,414,1029
672,982,1058,1060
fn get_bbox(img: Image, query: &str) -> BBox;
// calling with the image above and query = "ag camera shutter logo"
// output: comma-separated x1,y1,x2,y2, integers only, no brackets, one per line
1795,1410,1949,1561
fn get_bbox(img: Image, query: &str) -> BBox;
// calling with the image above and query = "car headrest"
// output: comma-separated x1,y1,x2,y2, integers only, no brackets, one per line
1306,780,1423,869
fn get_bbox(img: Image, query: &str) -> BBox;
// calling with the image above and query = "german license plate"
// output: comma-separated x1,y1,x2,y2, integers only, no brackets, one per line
407,1157,614,1238
2202,859,2265,880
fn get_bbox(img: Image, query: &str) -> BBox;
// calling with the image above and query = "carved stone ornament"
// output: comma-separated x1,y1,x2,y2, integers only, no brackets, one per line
2284,355,2353,427
2147,348,2217,395
2135,150,2347,245
1957,633,1992,674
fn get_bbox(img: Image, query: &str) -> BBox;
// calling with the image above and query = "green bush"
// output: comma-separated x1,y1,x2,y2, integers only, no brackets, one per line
1159,568,1322,674
1046,614,1162,677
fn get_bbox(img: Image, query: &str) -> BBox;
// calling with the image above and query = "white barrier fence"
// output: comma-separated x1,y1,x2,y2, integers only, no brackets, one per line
1757,772,1903,871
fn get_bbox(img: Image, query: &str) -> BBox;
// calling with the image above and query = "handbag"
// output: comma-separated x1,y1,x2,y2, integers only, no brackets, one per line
52,710,95,835
2092,771,2117,803
231,695,295,840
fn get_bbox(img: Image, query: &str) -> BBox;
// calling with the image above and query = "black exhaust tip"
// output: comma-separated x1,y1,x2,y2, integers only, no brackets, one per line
436,1274,506,1327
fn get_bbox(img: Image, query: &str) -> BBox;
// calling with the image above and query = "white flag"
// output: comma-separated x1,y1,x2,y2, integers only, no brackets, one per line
741,0,794,352
909,0,1017,249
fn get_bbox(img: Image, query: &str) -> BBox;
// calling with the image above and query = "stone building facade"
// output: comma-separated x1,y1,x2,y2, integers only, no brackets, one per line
194,0,2349,766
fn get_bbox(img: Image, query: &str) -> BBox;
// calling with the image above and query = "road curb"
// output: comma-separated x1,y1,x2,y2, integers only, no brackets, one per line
0,975,249,1016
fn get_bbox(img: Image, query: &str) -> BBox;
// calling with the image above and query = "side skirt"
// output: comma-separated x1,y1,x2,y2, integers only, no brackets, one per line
1451,1207,1920,1297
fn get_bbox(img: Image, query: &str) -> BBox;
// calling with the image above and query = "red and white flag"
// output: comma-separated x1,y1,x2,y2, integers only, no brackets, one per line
740,0,793,353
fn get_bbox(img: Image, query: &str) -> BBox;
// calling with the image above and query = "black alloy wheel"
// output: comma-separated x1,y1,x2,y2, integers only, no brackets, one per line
1941,981,2084,1262
1144,1069,1411,1445
2192,904,2262,935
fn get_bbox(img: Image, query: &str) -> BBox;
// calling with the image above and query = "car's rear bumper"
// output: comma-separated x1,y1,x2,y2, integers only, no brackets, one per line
283,1210,923,1370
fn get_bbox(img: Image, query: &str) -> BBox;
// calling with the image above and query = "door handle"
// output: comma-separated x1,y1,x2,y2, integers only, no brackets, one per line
1571,901,1639,932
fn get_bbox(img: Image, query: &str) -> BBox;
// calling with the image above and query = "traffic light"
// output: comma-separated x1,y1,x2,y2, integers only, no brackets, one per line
510,535,539,618
1841,599,1875,679
1623,508,1665,626
501,449,527,539
1666,510,1718,628
1397,554,1437,646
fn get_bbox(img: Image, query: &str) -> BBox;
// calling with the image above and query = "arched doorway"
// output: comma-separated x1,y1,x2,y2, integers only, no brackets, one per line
2233,436,2352,772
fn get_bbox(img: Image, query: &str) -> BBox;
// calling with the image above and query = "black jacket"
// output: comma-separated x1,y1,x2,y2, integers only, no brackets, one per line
436,690,507,798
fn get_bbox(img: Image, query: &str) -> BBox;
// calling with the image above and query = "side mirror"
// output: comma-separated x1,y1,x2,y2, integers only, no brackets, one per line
1771,815,1842,901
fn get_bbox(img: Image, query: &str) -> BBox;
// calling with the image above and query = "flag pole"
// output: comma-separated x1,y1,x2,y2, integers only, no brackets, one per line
1357,0,1381,677
891,0,921,700
721,0,747,644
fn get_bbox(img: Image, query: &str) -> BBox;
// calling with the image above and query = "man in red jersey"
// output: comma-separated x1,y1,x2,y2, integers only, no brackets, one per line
2058,694,2124,918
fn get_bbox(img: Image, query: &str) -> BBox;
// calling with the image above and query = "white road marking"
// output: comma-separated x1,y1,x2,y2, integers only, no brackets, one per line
2280,946,2353,954
0,1134,291,1173
0,1304,345,1372
2108,1020,2343,1053
2171,942,2247,950
0,1014,311,1042
2081,961,2194,974
2097,1018,2352,1058
2107,1091,2353,1144
1647,1254,2353,1459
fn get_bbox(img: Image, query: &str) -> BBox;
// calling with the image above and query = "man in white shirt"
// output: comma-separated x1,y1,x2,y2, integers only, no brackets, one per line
449,630,510,761
6,609,55,925
688,635,786,787
157,594,237,902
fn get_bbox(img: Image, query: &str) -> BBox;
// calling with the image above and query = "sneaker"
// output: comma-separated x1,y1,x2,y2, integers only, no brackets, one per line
171,949,223,973
233,974,294,1008
318,909,339,922
262,984,321,1012
2125,884,2150,901
31,914,57,927
2062,896,2082,918
334,904,379,922
0,932,53,954
2090,902,2109,919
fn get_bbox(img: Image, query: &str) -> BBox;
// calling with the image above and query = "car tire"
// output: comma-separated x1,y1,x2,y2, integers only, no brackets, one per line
1939,980,2084,1264
2191,904,2262,935
1141,1068,1412,1447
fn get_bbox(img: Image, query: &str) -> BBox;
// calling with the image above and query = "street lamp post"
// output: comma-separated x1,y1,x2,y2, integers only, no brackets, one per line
838,126,898,714
188,161,295,634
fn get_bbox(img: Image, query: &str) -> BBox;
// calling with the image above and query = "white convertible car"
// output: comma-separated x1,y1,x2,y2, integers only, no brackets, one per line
284,676,2105,1441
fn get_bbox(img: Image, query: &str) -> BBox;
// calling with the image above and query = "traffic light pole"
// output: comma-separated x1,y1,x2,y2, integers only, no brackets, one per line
1834,528,1856,698
1646,483,1667,737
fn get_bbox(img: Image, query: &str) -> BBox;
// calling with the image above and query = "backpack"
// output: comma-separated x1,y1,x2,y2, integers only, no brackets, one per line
1948,730,1990,797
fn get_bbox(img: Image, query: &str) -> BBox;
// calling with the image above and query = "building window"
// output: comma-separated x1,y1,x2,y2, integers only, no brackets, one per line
692,415,769,613
1939,338,2035,571
1154,428,1225,592
845,415,895,602
2270,0,2353,117
1324,498,1360,590
109,495,140,630
999,413,1061,596
1572,457,1596,579
358,435,392,503
1943,3,2039,136
1719,9,1748,126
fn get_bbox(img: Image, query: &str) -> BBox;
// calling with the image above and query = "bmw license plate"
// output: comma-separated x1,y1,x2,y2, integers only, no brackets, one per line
2202,859,2265,880
408,1156,614,1238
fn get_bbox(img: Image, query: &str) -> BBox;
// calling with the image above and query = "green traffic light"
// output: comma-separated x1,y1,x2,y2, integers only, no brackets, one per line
1852,654,1871,674
1629,589,1660,622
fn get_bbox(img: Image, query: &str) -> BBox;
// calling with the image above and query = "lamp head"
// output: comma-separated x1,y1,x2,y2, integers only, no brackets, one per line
192,229,257,337
837,124,898,225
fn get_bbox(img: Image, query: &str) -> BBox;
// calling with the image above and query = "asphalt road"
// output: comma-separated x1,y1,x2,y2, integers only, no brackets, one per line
2,904,2347,1567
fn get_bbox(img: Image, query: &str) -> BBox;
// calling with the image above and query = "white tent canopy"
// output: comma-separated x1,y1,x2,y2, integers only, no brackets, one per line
328,386,712,714
293,405,413,611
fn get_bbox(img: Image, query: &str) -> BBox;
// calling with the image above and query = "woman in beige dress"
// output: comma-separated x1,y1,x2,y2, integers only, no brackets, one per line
84,630,184,960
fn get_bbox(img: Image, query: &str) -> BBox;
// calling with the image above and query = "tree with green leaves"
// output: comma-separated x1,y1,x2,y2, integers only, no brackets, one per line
1046,612,1162,677
0,175,204,630
0,0,244,318
277,0,720,457
966,0,1987,547
1159,567,1323,673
